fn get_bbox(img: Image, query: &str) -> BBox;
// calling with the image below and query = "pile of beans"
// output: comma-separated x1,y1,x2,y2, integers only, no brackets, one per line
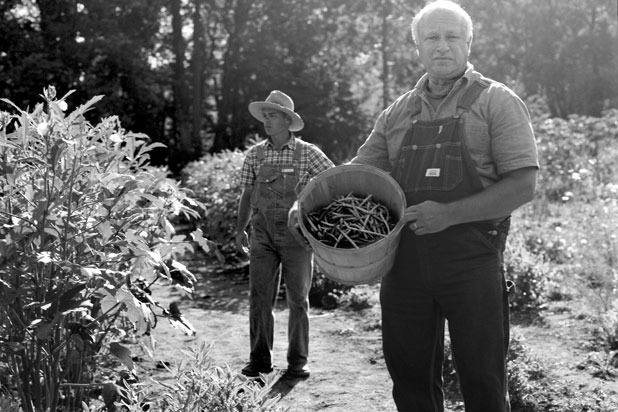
304,193,396,249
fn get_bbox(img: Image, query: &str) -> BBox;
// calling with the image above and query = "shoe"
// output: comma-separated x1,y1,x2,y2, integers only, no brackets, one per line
241,363,273,377
283,365,310,379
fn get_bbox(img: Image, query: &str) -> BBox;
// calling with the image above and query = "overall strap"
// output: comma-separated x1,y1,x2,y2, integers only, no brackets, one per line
292,137,303,164
256,142,266,164
456,78,492,196
456,78,491,114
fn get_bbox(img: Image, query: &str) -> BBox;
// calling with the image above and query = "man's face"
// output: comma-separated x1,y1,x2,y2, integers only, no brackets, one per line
261,109,290,136
416,8,470,80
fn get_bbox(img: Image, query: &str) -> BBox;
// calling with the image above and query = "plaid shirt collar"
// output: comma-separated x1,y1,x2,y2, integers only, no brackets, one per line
265,134,297,151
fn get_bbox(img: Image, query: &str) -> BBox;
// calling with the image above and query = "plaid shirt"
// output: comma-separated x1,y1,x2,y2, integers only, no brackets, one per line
239,135,334,191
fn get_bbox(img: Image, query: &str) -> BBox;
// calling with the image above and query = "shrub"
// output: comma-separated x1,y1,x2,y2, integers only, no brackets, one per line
600,303,618,351
181,150,246,263
507,332,547,409
309,269,353,309
0,87,213,411
534,110,618,203
504,231,549,315
82,341,287,412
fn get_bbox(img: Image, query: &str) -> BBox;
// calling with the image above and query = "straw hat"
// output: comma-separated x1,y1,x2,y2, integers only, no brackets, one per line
248,90,304,132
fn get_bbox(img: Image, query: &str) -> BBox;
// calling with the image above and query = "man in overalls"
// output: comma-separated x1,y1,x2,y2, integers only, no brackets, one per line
236,90,334,379
350,1,539,411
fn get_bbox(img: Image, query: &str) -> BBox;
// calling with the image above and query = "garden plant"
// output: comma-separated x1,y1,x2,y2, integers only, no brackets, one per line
0,87,215,411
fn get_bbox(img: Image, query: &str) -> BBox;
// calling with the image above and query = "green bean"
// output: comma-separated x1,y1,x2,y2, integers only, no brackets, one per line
304,193,396,249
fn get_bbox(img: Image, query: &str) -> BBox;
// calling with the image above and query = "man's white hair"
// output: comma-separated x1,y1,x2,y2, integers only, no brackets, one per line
410,0,473,45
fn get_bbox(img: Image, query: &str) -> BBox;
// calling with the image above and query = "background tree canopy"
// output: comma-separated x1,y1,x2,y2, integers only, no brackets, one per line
1,0,617,172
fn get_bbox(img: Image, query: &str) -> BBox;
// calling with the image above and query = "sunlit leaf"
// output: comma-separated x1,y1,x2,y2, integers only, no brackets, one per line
109,342,134,370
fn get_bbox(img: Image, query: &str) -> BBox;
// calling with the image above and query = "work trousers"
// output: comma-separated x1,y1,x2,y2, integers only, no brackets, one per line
248,210,312,369
380,223,510,412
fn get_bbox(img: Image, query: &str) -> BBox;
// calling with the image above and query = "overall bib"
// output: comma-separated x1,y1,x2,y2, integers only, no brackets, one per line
382,80,511,412
248,139,312,370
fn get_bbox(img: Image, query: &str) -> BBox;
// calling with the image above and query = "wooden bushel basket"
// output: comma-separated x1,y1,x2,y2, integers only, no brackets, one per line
297,164,406,285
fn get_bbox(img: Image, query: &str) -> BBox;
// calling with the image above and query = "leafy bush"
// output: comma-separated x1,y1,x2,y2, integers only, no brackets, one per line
504,231,549,315
600,303,618,351
0,87,213,411
309,269,353,309
83,341,286,412
181,150,246,263
534,109,618,203
507,332,547,409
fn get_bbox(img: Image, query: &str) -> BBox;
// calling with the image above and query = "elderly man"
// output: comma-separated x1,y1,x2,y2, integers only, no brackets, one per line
236,90,334,379
350,1,539,411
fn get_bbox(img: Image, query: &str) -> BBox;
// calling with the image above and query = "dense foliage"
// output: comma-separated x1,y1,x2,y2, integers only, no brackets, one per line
1,0,616,171
181,149,246,262
96,341,286,412
0,87,214,411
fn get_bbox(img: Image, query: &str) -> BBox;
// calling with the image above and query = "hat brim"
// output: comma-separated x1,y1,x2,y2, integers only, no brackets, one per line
248,102,304,132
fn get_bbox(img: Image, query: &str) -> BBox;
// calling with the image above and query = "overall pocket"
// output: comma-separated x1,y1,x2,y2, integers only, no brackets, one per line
250,169,282,208
396,142,463,192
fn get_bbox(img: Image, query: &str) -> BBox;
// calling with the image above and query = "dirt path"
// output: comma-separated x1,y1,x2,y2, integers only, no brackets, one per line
138,263,617,412
145,266,398,412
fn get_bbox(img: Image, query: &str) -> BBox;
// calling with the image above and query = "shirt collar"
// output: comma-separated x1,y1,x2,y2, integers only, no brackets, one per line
415,62,476,96
265,134,296,150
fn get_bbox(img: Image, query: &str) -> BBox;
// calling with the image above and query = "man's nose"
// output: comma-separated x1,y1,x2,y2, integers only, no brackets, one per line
436,37,449,51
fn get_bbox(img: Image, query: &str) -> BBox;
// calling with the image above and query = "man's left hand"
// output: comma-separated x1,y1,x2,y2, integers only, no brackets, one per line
404,201,452,235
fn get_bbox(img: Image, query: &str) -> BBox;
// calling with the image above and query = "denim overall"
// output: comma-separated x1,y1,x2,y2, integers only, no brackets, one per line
248,139,312,370
382,80,512,412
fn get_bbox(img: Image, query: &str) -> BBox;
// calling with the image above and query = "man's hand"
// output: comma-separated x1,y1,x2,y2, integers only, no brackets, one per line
404,167,538,235
236,230,250,255
288,201,312,251
404,201,452,235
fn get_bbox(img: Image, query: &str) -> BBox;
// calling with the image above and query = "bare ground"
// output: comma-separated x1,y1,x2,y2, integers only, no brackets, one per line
135,261,618,412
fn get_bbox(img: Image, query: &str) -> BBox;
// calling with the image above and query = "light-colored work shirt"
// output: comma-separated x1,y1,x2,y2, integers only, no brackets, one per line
352,64,539,188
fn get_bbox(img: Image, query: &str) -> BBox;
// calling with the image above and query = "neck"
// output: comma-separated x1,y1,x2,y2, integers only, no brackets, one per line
427,77,457,98
269,132,291,149
426,69,466,98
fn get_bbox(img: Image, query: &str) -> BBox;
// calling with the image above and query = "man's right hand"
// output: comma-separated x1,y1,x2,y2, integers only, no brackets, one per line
288,202,313,252
236,230,250,255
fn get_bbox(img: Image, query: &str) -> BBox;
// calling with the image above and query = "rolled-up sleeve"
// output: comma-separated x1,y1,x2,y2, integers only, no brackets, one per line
486,87,539,176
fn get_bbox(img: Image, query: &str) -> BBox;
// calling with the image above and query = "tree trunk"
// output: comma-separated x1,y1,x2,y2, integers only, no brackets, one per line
171,0,193,161
381,0,391,110
192,0,205,155
217,0,252,151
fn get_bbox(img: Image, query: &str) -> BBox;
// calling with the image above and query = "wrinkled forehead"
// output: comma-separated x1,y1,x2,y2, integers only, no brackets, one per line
419,8,469,37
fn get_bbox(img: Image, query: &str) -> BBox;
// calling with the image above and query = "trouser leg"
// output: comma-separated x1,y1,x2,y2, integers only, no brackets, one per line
281,238,313,368
440,262,509,412
380,231,446,412
248,221,281,367
433,224,510,412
